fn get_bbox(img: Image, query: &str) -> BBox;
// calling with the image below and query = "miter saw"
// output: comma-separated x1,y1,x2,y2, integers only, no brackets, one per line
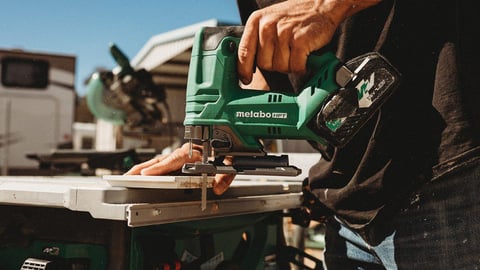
181,26,401,178
86,43,169,135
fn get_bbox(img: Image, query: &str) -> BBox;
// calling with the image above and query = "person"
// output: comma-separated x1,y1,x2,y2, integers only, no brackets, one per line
126,0,480,268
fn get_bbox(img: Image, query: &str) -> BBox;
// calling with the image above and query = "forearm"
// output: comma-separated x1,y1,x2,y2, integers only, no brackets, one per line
312,0,383,27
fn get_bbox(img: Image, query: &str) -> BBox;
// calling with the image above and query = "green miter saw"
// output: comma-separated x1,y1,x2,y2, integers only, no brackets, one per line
86,43,168,133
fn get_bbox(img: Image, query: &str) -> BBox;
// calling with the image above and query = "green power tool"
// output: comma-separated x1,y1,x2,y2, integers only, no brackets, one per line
182,26,401,177
86,43,168,134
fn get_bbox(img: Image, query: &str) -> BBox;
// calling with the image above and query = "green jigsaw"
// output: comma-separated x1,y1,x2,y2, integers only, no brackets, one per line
182,26,401,177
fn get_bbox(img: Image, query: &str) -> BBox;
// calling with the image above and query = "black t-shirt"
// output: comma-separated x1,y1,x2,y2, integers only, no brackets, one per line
236,0,480,229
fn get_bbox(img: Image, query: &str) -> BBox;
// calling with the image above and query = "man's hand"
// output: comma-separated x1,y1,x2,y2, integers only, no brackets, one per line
237,0,382,85
124,0,382,195
124,143,235,195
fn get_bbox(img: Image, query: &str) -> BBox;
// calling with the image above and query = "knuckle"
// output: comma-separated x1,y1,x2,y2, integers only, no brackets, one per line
257,59,273,71
273,61,289,73
237,45,250,62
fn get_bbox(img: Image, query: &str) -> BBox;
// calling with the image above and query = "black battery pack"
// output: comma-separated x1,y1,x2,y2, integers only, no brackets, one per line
315,52,401,147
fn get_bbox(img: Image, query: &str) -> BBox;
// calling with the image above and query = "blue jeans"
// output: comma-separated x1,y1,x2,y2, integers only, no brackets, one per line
323,156,480,270
323,218,397,270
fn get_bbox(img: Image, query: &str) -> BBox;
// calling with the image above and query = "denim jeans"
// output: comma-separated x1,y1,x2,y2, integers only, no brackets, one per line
323,155,480,270
323,218,397,270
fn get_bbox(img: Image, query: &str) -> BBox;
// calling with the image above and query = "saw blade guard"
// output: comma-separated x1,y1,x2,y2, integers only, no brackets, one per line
85,43,168,132
86,71,127,125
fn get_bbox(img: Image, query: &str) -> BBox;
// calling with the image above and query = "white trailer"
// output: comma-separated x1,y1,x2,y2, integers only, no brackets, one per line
0,48,76,174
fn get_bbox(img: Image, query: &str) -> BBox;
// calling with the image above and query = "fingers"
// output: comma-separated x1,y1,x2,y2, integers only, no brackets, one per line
256,19,276,71
140,143,202,175
289,34,311,74
124,140,235,195
213,173,236,195
238,11,259,85
272,26,292,73
124,143,203,176
124,156,166,175
237,0,345,78
213,155,235,195
124,142,237,195
237,7,309,81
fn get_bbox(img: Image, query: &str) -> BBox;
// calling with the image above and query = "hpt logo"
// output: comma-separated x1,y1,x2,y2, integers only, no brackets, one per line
235,110,288,119
356,72,375,108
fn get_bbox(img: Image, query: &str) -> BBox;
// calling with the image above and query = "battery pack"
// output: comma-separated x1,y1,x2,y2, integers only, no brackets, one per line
316,52,401,147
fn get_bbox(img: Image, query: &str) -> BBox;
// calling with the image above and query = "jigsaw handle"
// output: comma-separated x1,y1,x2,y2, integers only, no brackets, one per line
184,26,343,153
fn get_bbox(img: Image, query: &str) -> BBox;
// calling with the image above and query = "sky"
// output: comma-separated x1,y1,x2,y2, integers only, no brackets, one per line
0,0,241,96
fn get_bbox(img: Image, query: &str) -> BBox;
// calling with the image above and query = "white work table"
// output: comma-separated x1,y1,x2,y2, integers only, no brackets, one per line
0,153,320,227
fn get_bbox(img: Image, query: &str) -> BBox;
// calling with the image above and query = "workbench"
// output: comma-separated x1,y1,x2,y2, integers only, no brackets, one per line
0,153,320,270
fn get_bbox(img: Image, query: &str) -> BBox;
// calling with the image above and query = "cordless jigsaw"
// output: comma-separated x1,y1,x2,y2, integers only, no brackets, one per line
182,26,401,178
